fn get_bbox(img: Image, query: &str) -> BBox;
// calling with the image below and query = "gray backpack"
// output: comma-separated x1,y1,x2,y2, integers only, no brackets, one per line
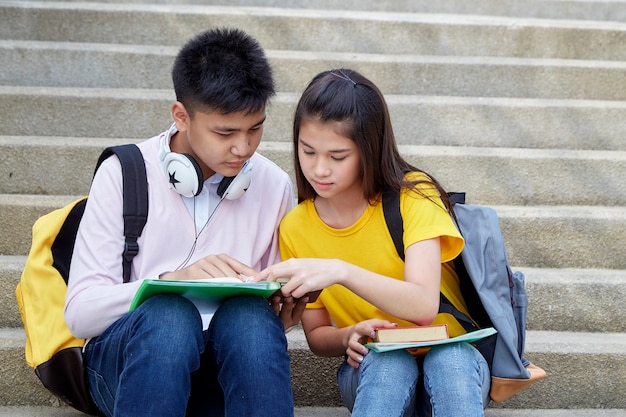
382,191,546,402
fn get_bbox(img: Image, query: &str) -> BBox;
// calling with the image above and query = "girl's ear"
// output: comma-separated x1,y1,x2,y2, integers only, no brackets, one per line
171,101,190,132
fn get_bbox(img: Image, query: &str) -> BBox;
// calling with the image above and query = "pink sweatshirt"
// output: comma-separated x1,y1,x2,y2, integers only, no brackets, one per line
64,133,294,338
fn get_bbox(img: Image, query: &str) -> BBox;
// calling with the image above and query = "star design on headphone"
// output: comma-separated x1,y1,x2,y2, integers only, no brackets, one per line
168,171,181,189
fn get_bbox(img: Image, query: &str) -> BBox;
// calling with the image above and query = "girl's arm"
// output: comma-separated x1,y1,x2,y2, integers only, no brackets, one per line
301,308,349,357
257,237,442,326
344,237,442,325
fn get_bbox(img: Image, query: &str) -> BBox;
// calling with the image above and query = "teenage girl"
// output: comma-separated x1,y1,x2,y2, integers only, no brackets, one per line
256,69,490,417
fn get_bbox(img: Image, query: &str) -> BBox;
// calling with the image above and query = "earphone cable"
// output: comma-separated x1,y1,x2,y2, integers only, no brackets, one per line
173,194,225,271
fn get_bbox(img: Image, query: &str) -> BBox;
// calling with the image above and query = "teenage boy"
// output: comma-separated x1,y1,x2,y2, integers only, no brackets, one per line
65,27,299,417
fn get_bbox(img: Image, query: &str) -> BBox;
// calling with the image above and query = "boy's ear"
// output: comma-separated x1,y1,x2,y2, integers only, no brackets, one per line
171,101,190,131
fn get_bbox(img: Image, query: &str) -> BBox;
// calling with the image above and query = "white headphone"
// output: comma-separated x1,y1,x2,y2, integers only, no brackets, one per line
159,123,252,199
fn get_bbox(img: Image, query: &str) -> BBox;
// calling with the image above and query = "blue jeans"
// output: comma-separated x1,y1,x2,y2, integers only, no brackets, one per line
337,342,490,417
84,294,294,417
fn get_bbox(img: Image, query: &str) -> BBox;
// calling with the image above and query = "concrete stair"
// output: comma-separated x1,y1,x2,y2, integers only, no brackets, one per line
1,0,625,414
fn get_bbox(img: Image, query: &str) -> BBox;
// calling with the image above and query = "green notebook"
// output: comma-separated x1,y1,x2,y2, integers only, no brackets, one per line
130,278,282,311
365,327,497,352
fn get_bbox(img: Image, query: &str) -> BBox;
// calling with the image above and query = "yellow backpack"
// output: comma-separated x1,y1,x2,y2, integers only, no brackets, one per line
15,144,147,415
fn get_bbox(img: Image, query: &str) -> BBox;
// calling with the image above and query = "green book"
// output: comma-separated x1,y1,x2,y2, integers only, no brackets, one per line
130,278,282,312
365,327,497,352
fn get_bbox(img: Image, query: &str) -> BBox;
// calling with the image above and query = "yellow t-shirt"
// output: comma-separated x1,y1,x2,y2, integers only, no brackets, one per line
279,178,471,339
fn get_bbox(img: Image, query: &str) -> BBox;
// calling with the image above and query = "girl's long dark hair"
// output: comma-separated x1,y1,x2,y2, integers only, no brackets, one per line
292,68,452,213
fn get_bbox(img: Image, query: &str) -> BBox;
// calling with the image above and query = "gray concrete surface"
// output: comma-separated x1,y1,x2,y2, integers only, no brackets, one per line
1,0,625,413
0,407,625,417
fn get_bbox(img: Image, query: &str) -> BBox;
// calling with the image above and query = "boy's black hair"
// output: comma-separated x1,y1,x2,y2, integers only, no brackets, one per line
172,27,275,116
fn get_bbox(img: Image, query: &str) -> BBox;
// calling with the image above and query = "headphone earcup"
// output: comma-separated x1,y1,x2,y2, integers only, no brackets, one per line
163,152,203,197
217,161,252,200
217,176,234,198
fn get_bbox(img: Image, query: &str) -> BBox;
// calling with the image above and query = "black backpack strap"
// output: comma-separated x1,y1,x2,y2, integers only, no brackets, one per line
382,189,481,331
384,190,465,262
382,190,405,261
439,292,479,333
96,144,148,283
448,191,466,206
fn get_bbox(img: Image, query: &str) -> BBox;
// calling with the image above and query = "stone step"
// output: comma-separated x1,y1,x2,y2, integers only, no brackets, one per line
2,195,625,269
2,136,625,207
1,407,625,417
3,257,625,332
523,268,626,333
2,2,626,60
2,0,624,414
1,327,625,409
3,40,626,101
2,88,625,151
496,205,626,270
8,0,626,23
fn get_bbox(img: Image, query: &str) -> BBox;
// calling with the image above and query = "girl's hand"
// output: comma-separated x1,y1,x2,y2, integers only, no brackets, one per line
344,319,398,368
254,258,348,299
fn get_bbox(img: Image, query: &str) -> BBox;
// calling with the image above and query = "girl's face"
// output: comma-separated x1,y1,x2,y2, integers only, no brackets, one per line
297,120,362,200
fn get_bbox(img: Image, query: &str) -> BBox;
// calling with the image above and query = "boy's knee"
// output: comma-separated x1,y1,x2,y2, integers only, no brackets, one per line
210,296,285,349
135,294,202,336
213,295,277,327
139,292,197,313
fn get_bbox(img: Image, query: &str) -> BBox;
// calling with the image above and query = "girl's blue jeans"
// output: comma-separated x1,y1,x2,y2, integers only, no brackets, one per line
84,294,294,417
337,342,490,417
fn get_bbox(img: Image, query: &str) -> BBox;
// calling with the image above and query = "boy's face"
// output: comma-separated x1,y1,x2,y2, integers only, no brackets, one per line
172,105,266,179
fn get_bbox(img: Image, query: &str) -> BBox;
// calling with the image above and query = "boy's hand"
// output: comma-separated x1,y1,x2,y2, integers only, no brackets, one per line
269,294,308,333
160,253,257,280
